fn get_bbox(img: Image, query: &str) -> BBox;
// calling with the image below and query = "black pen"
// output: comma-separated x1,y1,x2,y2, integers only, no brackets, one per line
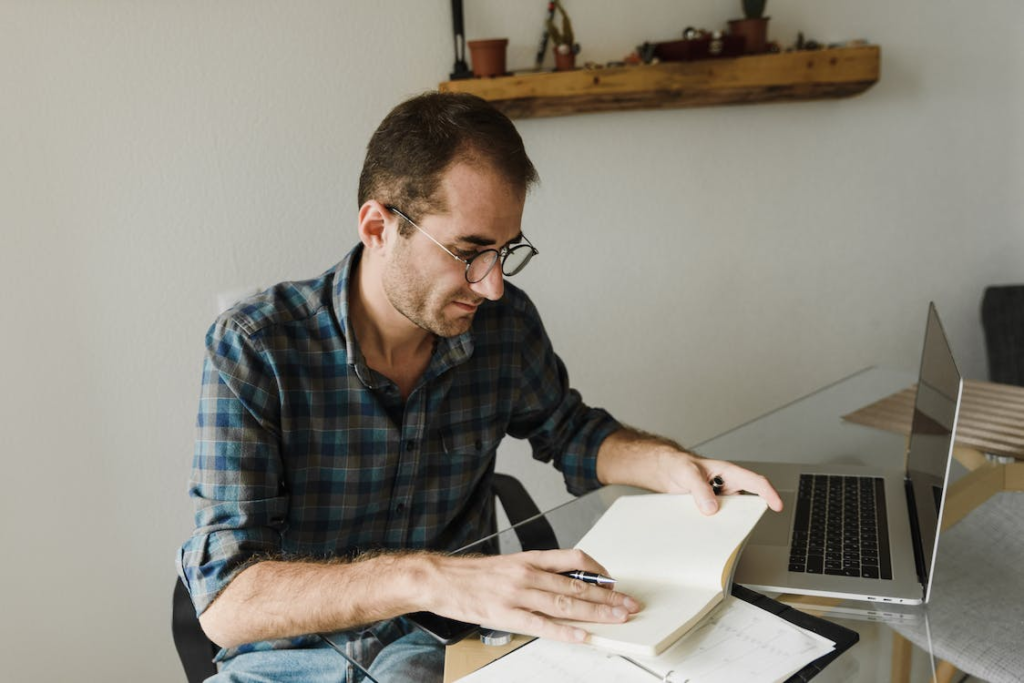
711,475,725,495
560,570,617,586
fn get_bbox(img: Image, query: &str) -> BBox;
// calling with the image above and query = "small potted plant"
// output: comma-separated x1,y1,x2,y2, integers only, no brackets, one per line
467,38,509,78
728,0,770,54
546,0,580,71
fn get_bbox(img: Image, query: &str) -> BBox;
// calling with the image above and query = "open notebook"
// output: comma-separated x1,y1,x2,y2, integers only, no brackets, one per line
560,493,768,657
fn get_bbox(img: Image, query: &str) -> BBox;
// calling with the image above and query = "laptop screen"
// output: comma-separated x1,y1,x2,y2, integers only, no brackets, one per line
904,303,963,601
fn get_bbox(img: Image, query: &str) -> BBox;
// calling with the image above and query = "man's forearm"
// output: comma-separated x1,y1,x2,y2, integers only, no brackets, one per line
198,547,646,650
198,551,432,649
595,427,695,491
595,426,784,515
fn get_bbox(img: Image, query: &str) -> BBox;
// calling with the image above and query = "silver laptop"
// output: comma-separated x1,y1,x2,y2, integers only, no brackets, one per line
734,303,963,605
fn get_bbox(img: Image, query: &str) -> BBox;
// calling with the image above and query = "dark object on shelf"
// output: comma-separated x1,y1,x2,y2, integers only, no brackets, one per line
534,2,557,70
449,0,473,80
654,34,745,61
794,32,824,51
636,41,657,64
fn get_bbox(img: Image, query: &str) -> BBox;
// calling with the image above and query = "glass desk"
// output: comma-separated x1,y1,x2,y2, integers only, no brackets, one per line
445,367,953,682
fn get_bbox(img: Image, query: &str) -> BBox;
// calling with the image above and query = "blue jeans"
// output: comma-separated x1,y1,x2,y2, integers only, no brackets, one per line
210,618,444,682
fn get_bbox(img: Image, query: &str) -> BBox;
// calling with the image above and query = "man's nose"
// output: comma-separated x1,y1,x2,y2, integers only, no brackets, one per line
470,261,504,301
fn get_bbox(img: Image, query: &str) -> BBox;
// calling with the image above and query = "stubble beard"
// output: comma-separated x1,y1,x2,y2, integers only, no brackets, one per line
382,244,476,338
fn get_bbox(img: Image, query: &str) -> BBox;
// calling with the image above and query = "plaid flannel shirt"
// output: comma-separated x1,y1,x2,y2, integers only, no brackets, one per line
176,245,619,656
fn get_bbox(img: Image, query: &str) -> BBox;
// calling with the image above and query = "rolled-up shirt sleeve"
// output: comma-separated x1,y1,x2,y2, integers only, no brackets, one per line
505,291,621,496
176,318,288,616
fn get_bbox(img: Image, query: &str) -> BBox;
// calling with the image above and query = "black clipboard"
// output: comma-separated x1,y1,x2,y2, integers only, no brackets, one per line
731,584,859,682
462,583,859,681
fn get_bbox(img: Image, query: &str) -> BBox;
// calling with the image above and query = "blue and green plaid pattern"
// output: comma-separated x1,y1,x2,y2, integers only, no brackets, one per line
177,245,620,634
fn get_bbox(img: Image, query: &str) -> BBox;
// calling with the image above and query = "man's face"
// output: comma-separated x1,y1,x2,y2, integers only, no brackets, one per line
383,162,526,338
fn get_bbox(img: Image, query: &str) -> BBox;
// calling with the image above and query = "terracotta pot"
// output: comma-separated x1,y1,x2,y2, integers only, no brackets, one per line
728,17,770,54
467,38,508,78
553,45,576,71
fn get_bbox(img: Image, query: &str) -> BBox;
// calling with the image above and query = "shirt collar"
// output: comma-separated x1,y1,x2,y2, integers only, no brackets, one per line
333,244,475,384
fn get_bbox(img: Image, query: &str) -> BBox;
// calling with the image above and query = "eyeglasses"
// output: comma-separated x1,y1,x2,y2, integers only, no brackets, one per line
387,206,538,284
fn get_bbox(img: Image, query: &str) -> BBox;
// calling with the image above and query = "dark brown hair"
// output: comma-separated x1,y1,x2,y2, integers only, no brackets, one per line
357,92,538,234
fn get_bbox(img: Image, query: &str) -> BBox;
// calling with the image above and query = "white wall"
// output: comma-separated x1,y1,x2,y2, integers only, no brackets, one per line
1,1,1020,680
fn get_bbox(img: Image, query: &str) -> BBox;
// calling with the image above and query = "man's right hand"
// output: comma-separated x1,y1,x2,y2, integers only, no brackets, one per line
199,548,641,649
419,548,643,643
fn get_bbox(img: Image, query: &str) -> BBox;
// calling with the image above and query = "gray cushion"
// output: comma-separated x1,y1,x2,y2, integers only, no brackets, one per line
893,492,1024,682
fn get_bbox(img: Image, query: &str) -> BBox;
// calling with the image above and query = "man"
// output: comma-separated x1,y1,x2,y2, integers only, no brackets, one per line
177,92,782,681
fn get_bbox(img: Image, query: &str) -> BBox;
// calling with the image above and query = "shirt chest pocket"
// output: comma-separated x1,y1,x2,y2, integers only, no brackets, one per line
419,418,504,507
433,418,504,458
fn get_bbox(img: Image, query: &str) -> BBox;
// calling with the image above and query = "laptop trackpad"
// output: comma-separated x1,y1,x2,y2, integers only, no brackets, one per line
753,490,795,546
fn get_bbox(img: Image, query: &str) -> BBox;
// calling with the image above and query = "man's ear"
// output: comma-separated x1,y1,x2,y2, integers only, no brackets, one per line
358,201,391,251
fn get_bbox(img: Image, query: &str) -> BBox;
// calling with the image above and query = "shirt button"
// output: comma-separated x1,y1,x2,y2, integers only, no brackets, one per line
396,502,407,514
405,440,416,452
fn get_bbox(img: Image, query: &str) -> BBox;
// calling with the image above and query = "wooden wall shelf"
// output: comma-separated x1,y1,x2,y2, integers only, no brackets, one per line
438,45,880,119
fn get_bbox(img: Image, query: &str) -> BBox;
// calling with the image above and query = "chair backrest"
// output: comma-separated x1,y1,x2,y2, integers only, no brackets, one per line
490,472,558,550
982,285,1024,386
172,473,556,680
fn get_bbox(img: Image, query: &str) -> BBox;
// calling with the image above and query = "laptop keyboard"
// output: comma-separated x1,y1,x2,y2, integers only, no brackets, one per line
788,474,893,580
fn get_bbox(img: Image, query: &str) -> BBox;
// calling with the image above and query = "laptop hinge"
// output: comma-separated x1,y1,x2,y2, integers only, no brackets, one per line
904,478,928,592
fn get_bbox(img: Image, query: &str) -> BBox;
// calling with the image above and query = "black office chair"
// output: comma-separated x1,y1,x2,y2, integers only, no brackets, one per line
982,285,1024,386
172,473,558,682
172,577,219,683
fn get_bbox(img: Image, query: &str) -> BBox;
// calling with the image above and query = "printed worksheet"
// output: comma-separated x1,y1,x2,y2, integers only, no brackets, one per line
461,596,835,683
